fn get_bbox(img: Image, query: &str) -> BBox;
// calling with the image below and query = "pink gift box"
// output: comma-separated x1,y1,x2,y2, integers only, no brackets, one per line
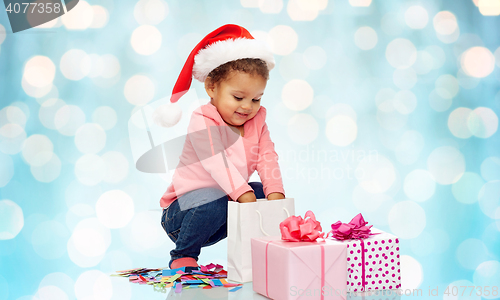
251,236,348,300
340,228,401,292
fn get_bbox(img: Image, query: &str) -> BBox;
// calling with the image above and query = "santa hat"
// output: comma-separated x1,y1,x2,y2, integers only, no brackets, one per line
153,24,275,127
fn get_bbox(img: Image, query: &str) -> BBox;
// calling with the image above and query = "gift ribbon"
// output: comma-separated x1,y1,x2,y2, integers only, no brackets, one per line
279,210,324,242
265,241,325,300
329,213,379,292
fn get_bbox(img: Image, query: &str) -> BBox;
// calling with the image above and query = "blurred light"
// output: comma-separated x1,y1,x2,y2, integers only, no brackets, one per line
0,199,24,240
473,261,500,296
495,47,500,67
120,211,168,252
74,270,112,300
39,98,66,130
267,25,298,55
354,26,378,50
326,115,357,146
0,24,5,46
99,54,121,79
0,153,14,188
22,80,52,104
281,79,313,111
386,38,417,69
427,146,465,185
375,88,396,112
36,285,68,300
400,255,423,289
96,190,135,229
62,0,93,30
102,151,129,183
468,107,498,138
39,273,75,300
279,53,309,80
433,11,458,35
0,123,27,155
31,220,69,260
433,11,460,43
92,106,117,130
389,201,426,239
381,12,403,36
457,68,480,89
405,5,429,29
74,154,106,186
287,0,325,21
478,180,500,219
429,89,452,112
395,130,424,165
453,33,484,58
34,16,62,29
426,45,446,69
60,49,91,81
393,90,417,114
352,184,391,213
260,0,283,14
3,106,26,127
54,105,86,136
461,47,496,78
303,46,327,70
480,157,500,181
90,5,109,28
287,113,318,145
310,95,331,119
241,0,259,7
478,0,500,15
75,123,106,154
413,51,434,74
69,218,111,258
448,107,473,138
66,203,94,232
376,109,408,130
22,134,54,167
130,25,162,56
357,154,395,193
452,172,485,204
435,74,459,99
134,0,168,25
124,75,155,106
349,0,371,6
31,153,61,183
404,169,436,202
393,68,417,90
326,103,357,121
65,180,102,208
410,231,435,256
23,56,56,88
456,238,489,270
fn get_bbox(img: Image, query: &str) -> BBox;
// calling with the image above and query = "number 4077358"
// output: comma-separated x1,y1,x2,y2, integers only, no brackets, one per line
444,285,498,297
5,2,62,14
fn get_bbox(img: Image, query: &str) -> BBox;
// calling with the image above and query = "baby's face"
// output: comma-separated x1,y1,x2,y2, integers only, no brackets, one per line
206,71,266,127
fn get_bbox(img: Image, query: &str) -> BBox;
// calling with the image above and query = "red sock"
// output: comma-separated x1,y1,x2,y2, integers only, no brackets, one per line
170,257,199,269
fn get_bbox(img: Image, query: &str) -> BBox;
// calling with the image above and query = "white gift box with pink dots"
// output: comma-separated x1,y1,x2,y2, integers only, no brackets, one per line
337,228,401,292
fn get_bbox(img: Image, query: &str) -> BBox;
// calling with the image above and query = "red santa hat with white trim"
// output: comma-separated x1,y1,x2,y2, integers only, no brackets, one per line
153,24,275,127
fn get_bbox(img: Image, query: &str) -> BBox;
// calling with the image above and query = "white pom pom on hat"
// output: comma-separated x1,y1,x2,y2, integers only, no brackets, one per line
153,24,275,128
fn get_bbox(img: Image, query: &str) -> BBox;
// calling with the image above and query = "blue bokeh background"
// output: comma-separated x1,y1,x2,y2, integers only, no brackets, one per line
1,0,499,299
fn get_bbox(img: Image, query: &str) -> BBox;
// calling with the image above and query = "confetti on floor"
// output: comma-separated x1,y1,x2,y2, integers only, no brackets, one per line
112,263,243,294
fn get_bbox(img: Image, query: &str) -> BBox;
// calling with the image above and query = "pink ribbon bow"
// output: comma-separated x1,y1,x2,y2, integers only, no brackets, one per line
279,210,325,242
329,213,376,240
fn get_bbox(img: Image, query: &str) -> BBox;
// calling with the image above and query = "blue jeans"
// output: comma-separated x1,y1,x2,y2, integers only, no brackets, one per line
161,182,265,268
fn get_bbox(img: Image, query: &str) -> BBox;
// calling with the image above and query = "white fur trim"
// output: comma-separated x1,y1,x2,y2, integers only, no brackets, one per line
193,38,275,82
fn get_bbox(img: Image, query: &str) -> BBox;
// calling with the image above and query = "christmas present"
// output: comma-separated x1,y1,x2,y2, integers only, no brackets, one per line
251,211,348,300
328,214,401,293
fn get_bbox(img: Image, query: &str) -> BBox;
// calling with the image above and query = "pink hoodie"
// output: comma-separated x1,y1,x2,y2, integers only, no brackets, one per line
160,102,285,208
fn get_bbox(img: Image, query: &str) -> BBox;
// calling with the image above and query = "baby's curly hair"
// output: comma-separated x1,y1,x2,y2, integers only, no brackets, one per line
206,58,269,86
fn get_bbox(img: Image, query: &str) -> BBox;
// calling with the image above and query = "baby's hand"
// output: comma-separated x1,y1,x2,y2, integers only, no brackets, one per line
237,191,257,203
267,192,285,200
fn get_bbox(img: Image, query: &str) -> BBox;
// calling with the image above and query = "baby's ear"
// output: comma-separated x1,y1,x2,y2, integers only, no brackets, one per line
204,77,216,97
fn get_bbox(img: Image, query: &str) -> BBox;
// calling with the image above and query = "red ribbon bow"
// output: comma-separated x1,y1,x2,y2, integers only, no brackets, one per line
329,213,376,240
279,210,325,242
